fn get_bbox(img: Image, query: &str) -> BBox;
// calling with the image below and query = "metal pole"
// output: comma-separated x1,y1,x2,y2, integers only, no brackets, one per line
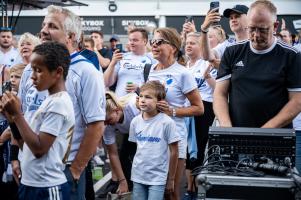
10,0,15,28
1,0,4,27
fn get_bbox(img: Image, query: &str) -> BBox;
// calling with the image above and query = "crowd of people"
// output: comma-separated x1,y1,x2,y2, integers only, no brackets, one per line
0,0,300,200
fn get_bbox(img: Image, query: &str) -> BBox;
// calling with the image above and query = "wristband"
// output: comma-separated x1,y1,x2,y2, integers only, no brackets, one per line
9,123,22,140
172,108,176,117
10,144,19,161
200,26,209,34
118,178,126,183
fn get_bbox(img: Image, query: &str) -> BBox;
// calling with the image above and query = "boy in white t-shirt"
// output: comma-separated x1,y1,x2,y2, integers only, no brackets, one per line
1,42,75,200
129,81,180,200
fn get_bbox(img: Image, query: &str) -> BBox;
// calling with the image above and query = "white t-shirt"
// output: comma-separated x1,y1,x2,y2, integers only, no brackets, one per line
129,113,180,185
18,64,48,122
0,47,22,67
21,91,75,187
147,61,197,139
186,59,217,102
103,95,140,145
213,38,236,59
66,53,106,162
114,52,153,97
293,113,301,131
293,43,301,52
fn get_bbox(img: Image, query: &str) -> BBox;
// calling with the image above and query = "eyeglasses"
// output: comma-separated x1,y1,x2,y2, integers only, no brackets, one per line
149,38,171,46
247,26,270,34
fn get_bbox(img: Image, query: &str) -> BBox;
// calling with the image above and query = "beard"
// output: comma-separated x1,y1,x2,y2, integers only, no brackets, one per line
0,43,11,49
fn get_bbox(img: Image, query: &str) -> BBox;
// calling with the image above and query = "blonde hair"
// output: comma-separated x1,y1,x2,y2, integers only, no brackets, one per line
154,27,186,66
106,91,137,114
209,26,226,44
18,32,40,51
140,81,166,101
10,63,26,77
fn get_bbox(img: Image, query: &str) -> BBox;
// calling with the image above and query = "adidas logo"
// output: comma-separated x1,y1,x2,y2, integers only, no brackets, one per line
235,61,244,67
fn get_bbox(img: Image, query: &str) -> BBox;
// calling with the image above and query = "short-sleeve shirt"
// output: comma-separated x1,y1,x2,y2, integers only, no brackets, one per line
99,48,112,60
18,64,48,122
217,38,301,127
65,52,106,162
0,47,22,67
114,52,153,97
213,37,236,59
129,113,180,185
21,91,75,187
103,95,140,145
147,61,197,138
186,59,217,102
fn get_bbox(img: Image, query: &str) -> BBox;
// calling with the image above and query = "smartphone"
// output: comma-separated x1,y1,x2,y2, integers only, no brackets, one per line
210,1,220,26
1,81,11,96
185,16,194,23
210,1,219,12
116,43,123,52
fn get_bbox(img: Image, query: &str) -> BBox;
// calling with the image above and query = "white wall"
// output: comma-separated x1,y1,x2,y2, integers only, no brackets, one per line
12,0,301,17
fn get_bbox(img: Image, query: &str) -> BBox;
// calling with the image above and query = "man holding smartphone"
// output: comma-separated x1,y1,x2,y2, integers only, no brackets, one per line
200,4,249,63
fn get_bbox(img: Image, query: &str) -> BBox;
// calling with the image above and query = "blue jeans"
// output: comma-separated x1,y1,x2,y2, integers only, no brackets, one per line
296,130,301,173
64,165,86,200
132,182,165,200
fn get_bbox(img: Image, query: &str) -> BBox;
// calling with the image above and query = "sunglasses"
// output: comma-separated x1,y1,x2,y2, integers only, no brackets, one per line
149,38,171,46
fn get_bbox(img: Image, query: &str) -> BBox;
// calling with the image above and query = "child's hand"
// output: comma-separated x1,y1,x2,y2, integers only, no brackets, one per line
165,178,175,193
11,160,21,185
1,91,22,118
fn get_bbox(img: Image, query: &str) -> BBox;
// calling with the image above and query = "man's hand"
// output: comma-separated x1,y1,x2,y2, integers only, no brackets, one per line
201,8,221,31
111,49,123,65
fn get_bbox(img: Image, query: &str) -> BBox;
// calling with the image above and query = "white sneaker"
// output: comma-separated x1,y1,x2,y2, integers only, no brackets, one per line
96,147,106,156
93,155,104,166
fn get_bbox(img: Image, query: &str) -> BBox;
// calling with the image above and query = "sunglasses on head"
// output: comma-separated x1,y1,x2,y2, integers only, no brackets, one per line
149,38,171,46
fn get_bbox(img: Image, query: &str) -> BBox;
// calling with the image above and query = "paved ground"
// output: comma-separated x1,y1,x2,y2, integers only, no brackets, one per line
92,158,188,200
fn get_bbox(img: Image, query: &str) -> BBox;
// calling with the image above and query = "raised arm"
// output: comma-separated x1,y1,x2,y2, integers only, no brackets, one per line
200,8,221,61
103,50,123,87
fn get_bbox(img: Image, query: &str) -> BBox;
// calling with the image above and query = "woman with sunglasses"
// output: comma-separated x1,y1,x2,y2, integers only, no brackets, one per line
146,27,204,200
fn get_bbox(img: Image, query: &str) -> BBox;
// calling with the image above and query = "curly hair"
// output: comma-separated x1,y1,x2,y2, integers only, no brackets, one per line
33,42,70,80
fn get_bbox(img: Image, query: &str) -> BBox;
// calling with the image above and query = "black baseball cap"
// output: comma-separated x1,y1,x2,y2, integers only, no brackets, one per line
223,5,249,18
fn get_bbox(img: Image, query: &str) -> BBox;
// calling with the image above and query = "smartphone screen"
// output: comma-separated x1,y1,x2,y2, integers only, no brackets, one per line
210,1,219,13
116,44,123,52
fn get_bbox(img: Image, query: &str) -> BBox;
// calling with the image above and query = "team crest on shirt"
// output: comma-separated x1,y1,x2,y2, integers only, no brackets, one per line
123,62,144,70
